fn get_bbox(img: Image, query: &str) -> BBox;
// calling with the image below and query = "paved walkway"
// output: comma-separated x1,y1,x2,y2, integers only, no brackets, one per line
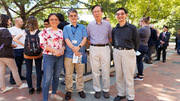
0,43,180,101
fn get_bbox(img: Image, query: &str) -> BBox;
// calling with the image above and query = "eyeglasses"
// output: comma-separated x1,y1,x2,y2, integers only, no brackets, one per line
49,19,59,22
69,15,77,18
93,11,101,14
116,13,125,16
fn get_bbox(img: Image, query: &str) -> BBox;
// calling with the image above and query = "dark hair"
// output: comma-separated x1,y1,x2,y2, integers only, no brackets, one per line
26,16,38,31
0,14,10,28
67,8,78,16
44,19,49,23
103,17,107,20
115,8,128,14
163,25,169,29
91,5,103,12
56,13,65,22
141,16,150,24
47,13,59,23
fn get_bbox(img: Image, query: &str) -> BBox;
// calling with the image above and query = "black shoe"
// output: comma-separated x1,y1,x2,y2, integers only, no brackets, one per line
94,92,101,99
154,59,160,61
78,91,86,98
128,100,134,101
10,79,16,85
114,95,126,101
20,76,26,80
163,60,166,63
61,81,65,85
29,88,35,95
145,61,153,64
65,92,71,100
103,91,110,98
36,87,42,94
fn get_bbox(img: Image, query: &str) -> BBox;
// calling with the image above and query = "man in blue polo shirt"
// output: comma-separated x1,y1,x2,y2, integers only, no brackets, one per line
63,8,87,100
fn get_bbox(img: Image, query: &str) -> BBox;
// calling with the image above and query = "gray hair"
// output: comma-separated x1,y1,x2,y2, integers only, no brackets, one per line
67,8,78,15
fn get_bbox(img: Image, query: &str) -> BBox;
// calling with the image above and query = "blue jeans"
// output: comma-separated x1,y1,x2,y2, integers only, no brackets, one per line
25,57,42,88
177,40,180,54
10,49,24,81
136,45,148,75
42,54,63,101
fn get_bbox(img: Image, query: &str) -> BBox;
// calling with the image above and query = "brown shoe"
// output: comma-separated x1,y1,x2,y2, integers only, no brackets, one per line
103,91,110,98
78,91,86,98
94,92,101,98
65,92,71,100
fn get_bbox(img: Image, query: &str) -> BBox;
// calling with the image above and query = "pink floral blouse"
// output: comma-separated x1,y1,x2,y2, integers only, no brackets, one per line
39,28,63,55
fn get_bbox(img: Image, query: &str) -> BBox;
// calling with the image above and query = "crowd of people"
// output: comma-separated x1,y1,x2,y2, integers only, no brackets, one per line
0,5,173,101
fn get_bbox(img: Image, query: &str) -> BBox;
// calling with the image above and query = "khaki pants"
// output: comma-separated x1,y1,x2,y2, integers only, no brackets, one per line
89,46,110,92
0,58,22,88
113,49,136,100
64,57,84,92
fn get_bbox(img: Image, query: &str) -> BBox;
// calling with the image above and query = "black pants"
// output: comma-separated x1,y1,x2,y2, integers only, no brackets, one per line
10,49,24,82
145,45,153,62
157,46,167,61
25,57,42,88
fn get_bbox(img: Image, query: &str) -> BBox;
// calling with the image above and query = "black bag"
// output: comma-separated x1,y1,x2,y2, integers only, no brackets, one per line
24,29,41,56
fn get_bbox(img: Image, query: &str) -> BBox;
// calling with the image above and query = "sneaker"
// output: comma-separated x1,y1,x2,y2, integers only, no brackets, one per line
50,94,63,101
36,87,42,94
134,76,143,81
114,95,126,101
135,73,144,78
29,88,35,95
0,86,13,93
18,83,28,89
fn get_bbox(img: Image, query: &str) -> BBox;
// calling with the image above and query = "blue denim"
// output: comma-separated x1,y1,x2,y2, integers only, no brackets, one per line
177,40,180,54
136,45,148,75
42,54,63,101
25,57,42,88
10,49,24,81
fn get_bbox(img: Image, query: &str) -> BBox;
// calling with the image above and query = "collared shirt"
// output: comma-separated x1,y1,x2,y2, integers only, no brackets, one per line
63,23,88,58
112,22,140,51
87,20,112,44
39,28,64,55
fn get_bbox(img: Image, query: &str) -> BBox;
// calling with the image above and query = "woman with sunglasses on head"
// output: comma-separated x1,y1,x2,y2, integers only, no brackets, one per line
39,13,65,101
0,14,28,94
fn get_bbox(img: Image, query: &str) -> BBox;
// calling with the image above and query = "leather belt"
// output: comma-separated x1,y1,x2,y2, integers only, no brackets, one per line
91,44,109,47
115,47,132,50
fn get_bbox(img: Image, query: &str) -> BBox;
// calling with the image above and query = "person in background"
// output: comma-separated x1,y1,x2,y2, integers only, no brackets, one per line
175,29,180,50
134,17,151,81
112,8,140,101
13,16,43,95
0,14,28,94
144,24,157,64
8,18,26,85
103,16,115,77
155,26,170,63
39,13,65,101
43,19,50,28
176,29,180,54
56,13,69,85
63,8,87,100
87,5,112,99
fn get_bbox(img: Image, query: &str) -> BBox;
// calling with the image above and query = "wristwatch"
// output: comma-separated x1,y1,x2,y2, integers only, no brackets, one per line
78,45,81,48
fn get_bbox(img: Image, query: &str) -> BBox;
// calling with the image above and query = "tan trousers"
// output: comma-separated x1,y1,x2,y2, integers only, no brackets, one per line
113,49,136,100
0,58,22,88
89,46,110,92
64,57,84,92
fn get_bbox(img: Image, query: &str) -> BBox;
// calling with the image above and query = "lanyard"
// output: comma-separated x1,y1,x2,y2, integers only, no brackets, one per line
71,26,77,38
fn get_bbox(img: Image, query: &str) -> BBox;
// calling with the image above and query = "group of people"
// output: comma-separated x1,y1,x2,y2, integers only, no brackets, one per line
0,4,171,101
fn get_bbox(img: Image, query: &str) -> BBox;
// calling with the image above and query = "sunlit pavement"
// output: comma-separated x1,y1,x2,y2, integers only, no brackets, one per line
0,43,180,101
